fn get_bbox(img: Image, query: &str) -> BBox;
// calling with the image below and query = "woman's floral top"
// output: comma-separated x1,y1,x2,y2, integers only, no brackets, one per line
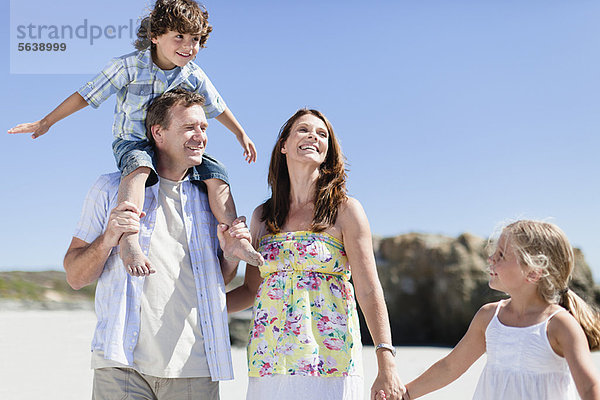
247,231,362,377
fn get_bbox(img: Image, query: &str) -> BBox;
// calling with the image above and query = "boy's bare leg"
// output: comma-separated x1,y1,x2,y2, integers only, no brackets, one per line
205,178,263,266
117,167,155,276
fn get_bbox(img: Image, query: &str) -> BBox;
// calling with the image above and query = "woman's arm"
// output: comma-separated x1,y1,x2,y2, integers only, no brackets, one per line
226,206,264,313
404,304,492,399
339,197,404,400
549,312,600,400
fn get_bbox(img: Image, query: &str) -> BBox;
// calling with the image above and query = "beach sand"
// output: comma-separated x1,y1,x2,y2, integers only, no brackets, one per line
1,310,599,399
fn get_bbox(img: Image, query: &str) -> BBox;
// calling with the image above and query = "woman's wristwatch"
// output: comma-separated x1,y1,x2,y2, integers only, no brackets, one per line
375,343,396,357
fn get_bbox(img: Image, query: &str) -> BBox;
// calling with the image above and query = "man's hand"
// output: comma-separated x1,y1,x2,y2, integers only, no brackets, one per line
104,201,144,249
107,201,156,277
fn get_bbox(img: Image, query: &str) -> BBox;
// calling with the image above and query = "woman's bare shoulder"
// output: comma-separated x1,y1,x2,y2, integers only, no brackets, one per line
337,196,365,222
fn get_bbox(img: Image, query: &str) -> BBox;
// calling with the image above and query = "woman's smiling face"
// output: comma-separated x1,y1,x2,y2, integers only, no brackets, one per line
281,114,329,166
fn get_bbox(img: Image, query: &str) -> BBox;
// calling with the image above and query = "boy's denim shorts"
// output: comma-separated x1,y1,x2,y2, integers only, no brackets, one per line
112,138,229,186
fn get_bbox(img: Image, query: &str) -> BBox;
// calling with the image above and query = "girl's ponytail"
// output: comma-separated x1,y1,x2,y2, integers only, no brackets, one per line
560,289,600,351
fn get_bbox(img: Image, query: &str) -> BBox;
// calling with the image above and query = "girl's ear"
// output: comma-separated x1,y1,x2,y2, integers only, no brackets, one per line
526,268,543,283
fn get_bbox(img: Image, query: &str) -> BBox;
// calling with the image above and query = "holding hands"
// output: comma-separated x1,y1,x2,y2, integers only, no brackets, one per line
372,368,406,400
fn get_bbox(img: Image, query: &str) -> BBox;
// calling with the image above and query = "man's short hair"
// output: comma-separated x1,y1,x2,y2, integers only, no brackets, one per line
145,88,206,144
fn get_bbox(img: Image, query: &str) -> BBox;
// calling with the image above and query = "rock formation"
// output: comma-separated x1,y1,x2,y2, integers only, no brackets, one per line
369,232,600,346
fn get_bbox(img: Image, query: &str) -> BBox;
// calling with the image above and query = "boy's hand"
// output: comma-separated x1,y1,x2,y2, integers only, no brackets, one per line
238,134,257,163
8,119,50,139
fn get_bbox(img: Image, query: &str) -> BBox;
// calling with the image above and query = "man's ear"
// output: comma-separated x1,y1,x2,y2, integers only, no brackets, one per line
151,124,163,145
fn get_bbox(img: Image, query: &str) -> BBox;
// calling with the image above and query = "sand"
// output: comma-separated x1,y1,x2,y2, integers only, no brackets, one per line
1,310,599,399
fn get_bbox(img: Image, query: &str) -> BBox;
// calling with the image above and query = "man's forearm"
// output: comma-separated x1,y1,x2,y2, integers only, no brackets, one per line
63,235,113,290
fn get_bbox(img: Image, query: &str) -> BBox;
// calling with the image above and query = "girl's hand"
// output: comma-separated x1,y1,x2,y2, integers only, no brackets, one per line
8,119,50,139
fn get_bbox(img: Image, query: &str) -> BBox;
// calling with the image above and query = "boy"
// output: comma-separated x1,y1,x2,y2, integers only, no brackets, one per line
9,0,263,273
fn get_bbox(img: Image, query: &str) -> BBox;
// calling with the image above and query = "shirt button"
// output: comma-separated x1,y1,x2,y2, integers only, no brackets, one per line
133,332,138,336
140,90,145,94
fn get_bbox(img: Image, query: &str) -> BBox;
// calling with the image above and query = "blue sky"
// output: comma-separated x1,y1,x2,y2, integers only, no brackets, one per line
2,0,599,282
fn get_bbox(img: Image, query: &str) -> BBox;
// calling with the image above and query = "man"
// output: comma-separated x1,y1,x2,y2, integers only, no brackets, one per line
64,88,259,399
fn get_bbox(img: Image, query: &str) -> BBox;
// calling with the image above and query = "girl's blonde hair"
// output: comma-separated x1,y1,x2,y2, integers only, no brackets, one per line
502,220,600,350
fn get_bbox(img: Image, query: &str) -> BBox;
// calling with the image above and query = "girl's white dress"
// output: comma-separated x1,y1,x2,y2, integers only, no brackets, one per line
473,301,577,400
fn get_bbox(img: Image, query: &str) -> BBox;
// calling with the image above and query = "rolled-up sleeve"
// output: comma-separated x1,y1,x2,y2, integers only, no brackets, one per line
73,174,118,242
190,68,227,119
78,58,130,109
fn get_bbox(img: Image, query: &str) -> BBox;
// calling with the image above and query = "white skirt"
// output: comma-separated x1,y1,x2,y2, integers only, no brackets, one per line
246,375,364,400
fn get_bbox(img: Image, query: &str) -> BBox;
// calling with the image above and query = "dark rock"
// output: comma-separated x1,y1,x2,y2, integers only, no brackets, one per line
368,232,600,346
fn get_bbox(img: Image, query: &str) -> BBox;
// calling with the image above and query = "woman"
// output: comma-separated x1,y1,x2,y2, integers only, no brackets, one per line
227,109,404,400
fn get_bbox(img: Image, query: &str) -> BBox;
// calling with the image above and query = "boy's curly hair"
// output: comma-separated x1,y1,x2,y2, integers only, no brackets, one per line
135,0,212,50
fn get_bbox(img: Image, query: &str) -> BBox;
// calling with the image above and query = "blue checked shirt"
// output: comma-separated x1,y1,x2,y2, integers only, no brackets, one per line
78,50,227,141
73,172,234,381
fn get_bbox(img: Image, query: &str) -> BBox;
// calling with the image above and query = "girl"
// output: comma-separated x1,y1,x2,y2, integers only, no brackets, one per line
402,220,600,400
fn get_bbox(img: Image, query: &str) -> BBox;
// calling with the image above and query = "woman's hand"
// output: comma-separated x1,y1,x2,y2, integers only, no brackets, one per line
371,366,406,400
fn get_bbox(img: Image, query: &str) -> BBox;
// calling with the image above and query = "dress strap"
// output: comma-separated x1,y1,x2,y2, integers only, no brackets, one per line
546,307,567,323
493,300,504,318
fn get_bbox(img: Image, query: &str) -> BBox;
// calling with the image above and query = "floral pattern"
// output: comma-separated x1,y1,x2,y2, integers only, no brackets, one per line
247,231,362,377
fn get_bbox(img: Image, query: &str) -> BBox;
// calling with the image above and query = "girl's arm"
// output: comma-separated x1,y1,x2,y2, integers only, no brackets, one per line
404,303,492,399
8,92,88,139
339,197,404,400
215,107,257,163
225,206,264,313
549,312,600,400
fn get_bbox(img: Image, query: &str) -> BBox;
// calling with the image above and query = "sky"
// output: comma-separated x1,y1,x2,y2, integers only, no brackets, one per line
1,0,599,282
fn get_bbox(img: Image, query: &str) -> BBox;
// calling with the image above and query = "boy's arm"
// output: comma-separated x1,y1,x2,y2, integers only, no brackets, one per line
8,92,88,139
549,312,600,400
215,107,257,163
404,303,492,399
